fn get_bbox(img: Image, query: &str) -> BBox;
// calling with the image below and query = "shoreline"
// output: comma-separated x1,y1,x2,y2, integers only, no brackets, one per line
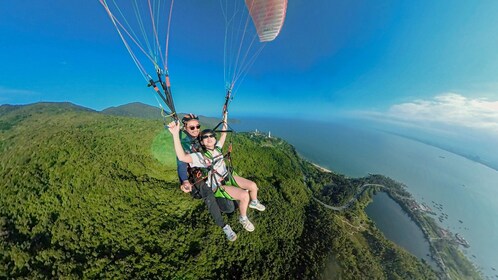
384,130,498,173
366,182,481,279
311,162,332,173
307,163,482,279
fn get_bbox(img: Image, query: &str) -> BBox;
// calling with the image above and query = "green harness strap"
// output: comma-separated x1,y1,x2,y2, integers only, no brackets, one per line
203,147,239,200
213,170,240,200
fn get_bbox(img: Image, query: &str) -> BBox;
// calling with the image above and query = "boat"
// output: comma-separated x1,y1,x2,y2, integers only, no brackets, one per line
455,233,470,248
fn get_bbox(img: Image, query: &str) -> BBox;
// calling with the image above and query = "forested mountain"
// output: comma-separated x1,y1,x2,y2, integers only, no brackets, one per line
101,102,163,119
101,102,223,127
0,102,438,279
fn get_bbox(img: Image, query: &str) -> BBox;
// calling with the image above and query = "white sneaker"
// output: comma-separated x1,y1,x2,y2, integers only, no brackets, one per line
249,200,266,211
223,225,237,241
239,217,255,232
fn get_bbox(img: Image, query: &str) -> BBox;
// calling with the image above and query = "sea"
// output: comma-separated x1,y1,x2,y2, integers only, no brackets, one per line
233,117,498,278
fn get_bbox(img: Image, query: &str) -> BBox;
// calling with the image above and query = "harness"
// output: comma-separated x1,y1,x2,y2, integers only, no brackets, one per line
181,133,202,153
187,146,239,200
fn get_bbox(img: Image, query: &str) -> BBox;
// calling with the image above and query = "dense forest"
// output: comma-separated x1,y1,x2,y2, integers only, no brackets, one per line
0,102,448,279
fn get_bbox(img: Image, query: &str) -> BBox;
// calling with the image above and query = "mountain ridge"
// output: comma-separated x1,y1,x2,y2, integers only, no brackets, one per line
100,102,225,126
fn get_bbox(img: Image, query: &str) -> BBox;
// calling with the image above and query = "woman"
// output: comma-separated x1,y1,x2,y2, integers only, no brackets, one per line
168,116,265,233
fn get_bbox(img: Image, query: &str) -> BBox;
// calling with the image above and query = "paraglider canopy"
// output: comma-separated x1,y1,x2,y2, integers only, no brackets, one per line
245,0,288,42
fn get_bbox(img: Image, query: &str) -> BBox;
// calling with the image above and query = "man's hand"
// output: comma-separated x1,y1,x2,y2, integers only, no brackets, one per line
167,121,180,135
180,181,192,193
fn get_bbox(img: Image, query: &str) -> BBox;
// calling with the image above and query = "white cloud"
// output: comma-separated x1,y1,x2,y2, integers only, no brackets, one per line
359,93,498,134
0,86,40,102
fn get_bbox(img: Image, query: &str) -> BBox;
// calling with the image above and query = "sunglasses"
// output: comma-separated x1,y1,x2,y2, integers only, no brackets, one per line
188,125,201,131
201,134,216,140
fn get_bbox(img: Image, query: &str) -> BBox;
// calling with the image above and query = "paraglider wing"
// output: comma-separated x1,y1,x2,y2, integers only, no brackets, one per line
245,0,288,42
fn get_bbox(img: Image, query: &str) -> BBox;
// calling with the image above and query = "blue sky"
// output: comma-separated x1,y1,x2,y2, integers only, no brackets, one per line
1,1,498,136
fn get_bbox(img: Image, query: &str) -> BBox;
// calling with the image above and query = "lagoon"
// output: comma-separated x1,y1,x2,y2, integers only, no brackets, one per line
365,192,436,268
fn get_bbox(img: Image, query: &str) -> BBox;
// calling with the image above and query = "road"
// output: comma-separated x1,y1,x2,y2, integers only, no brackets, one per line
312,183,452,279
312,183,385,211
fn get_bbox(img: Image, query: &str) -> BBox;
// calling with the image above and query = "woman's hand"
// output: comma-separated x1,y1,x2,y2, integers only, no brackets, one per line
219,111,228,146
223,110,228,124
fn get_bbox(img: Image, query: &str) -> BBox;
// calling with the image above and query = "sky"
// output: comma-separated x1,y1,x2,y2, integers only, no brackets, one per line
1,1,498,143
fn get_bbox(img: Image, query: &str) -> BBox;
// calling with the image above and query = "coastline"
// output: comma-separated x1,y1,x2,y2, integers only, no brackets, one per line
364,181,481,279
311,162,332,173
383,130,498,173
240,126,484,278
306,162,482,279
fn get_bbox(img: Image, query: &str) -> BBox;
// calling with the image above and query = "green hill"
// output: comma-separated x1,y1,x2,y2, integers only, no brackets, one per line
101,102,224,128
0,102,442,279
101,102,167,120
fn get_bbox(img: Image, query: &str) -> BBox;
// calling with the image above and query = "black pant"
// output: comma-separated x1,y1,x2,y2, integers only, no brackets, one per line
194,182,235,228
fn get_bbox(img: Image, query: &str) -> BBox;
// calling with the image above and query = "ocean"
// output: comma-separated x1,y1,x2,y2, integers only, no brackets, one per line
233,117,498,278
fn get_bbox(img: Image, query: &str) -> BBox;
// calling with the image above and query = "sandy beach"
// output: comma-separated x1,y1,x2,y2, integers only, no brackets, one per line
311,162,332,173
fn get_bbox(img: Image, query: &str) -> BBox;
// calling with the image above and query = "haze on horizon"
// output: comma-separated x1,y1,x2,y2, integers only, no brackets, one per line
1,1,498,162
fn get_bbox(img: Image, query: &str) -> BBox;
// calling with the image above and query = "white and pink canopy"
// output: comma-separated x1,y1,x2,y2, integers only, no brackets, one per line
245,0,288,42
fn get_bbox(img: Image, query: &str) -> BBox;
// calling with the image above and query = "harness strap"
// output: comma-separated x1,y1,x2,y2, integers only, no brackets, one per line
203,147,229,181
201,147,240,199
148,70,178,122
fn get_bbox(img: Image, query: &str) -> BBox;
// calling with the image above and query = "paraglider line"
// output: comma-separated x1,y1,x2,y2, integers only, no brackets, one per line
147,0,166,71
101,1,158,70
231,1,254,88
164,0,174,69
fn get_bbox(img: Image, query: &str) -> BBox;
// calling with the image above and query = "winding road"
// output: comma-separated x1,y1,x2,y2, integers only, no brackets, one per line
312,183,385,211
312,183,451,279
